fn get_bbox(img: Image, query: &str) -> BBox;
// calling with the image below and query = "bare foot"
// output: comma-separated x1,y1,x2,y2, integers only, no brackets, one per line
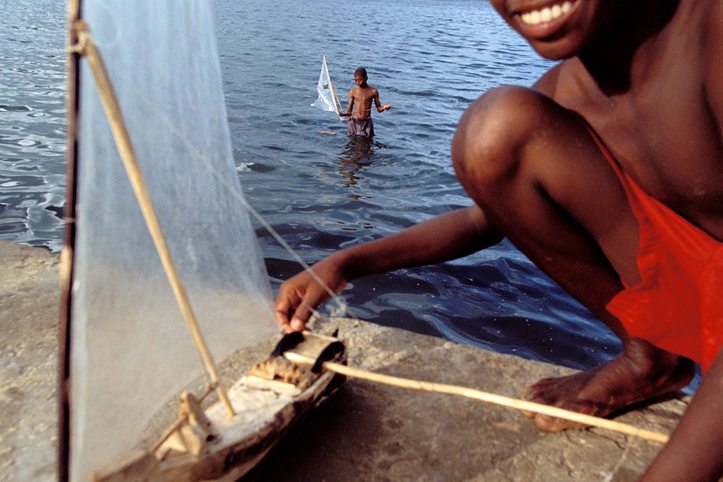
523,338,695,431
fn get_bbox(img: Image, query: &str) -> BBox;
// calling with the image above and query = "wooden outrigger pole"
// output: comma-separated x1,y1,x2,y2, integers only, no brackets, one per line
322,55,344,116
58,0,82,481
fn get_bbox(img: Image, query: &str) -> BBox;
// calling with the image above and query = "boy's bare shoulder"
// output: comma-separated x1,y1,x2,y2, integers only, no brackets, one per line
531,63,563,98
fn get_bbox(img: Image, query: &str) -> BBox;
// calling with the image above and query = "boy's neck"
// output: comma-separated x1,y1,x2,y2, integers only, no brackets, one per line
578,0,680,96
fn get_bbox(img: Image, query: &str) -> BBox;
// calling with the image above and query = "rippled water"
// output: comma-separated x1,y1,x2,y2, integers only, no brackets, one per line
0,0,66,251
0,0,622,370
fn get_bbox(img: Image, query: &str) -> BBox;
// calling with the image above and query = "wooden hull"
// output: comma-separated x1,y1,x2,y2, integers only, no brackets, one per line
92,333,345,482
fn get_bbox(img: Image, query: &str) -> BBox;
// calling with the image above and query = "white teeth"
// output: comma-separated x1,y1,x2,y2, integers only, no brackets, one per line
520,1,572,25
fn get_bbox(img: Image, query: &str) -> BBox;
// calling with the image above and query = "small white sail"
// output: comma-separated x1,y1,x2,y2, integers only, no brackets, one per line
311,55,344,117
68,1,278,481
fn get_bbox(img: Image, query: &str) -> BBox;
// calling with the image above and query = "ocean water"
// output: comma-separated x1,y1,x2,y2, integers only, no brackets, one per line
0,0,622,370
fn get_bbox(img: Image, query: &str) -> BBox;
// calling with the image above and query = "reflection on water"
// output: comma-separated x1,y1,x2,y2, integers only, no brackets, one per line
334,137,386,196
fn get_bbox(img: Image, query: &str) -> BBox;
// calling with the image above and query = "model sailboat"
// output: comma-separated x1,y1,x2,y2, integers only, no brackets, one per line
311,55,347,120
60,1,345,481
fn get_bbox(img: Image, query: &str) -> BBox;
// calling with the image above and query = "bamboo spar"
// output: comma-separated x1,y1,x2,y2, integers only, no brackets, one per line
59,3,83,482
71,21,235,418
323,55,343,116
283,352,671,445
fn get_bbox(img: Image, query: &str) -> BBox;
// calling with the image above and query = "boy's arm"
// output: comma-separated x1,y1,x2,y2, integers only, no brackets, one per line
373,88,391,112
639,349,723,481
335,204,501,279
274,205,504,332
347,88,355,115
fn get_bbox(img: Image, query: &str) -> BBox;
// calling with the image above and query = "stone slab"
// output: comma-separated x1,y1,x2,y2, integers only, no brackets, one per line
0,240,688,482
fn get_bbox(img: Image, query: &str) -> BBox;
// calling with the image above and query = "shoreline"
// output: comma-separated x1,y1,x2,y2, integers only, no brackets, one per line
0,239,688,482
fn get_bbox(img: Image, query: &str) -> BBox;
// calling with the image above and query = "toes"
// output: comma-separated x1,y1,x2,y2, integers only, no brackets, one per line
522,382,561,406
521,388,540,418
533,413,586,432
530,398,606,432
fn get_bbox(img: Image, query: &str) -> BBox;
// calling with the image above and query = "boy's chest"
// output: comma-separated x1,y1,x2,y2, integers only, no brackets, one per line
353,87,374,101
578,78,723,232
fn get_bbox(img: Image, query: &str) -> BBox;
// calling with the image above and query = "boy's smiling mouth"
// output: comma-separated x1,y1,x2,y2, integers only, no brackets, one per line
519,1,574,25
508,0,580,44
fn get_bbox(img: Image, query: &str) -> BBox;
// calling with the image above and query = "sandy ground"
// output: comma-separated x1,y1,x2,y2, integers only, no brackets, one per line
0,241,60,481
0,240,690,482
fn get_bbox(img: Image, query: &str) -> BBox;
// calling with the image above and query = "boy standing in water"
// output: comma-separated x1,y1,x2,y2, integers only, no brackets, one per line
276,1,723,479
346,67,391,137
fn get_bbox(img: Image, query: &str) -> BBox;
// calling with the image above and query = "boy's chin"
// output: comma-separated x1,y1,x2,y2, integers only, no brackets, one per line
528,38,583,61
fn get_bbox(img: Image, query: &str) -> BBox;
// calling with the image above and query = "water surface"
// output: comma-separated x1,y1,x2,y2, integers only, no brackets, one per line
0,0,623,370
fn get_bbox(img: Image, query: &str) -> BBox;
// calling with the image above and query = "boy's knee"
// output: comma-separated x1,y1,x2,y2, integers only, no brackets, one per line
452,86,553,189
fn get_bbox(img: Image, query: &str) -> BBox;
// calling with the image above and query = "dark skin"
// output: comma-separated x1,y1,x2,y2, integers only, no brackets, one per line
276,1,723,479
346,72,391,119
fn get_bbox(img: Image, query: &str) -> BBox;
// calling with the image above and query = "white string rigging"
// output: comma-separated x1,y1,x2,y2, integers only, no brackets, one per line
137,93,352,321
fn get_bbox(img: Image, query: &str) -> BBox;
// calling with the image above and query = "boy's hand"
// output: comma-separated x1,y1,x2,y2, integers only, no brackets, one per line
274,258,349,333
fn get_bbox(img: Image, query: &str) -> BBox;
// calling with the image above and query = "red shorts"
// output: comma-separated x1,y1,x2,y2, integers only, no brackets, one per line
586,128,723,373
